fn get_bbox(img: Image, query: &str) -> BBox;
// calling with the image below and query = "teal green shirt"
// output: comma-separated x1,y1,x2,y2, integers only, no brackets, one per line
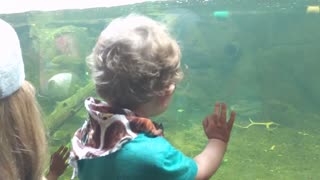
77,133,198,180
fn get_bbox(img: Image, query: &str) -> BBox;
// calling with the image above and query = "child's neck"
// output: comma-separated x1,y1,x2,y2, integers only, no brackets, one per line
133,99,160,118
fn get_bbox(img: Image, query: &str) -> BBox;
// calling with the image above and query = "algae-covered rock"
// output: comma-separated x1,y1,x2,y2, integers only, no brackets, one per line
46,72,80,100
51,54,82,66
50,54,85,77
29,24,91,94
45,82,95,135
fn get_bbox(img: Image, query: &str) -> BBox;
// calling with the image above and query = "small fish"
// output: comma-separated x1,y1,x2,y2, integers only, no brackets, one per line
270,145,276,151
298,131,309,136
177,109,185,113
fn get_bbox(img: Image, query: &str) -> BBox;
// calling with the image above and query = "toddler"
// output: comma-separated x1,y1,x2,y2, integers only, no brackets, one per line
70,14,236,180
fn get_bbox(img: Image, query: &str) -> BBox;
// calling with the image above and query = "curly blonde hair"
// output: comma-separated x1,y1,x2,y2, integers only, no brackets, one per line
87,14,183,109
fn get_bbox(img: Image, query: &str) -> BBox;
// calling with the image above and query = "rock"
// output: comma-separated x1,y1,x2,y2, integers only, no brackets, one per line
47,72,78,100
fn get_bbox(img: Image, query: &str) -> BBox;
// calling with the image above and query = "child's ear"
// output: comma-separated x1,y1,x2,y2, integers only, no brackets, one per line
164,84,175,96
158,84,175,107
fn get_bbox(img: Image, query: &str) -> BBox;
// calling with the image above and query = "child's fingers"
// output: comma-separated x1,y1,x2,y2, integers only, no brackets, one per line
62,151,70,162
56,145,64,154
220,103,227,124
213,102,220,115
60,146,68,156
202,117,208,130
228,111,236,131
209,102,220,125
212,113,219,125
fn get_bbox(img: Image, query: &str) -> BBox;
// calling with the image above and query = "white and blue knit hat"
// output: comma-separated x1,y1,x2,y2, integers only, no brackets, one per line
0,19,25,99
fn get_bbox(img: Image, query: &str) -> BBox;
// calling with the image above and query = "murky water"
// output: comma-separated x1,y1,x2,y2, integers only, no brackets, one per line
1,0,320,179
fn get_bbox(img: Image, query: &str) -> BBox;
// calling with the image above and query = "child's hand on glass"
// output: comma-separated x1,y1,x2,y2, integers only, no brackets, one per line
46,145,70,180
202,102,236,143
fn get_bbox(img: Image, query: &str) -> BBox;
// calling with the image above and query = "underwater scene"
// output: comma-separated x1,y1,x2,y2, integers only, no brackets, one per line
1,0,320,179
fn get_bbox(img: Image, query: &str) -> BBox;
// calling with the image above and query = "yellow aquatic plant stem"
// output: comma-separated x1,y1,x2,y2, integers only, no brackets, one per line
235,118,280,130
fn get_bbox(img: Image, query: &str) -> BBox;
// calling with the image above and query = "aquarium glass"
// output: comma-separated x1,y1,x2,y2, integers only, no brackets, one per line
1,0,320,179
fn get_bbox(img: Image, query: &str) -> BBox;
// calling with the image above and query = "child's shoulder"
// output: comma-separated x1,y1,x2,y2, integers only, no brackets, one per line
122,133,176,156
129,133,171,148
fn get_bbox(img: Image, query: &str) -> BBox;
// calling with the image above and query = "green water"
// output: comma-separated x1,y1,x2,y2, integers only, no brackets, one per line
1,0,320,179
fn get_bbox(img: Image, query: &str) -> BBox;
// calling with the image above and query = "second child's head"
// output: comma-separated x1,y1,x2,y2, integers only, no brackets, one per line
87,14,183,116
0,19,47,180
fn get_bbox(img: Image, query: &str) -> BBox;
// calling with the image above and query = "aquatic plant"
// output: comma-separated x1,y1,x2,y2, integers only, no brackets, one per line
234,118,280,131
